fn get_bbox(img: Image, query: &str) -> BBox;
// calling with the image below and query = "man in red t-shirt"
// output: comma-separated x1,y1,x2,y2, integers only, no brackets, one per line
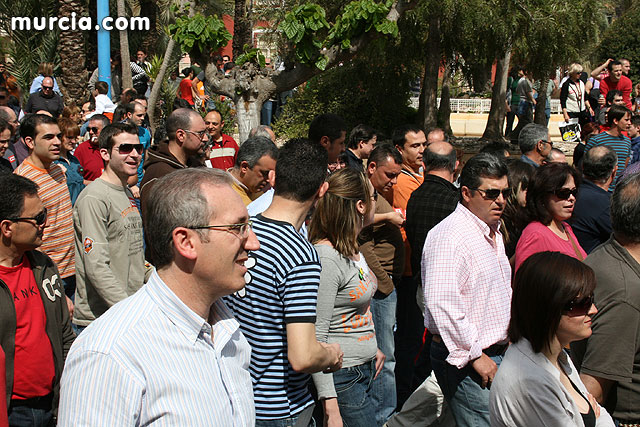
0,173,75,425
74,114,109,181
177,67,196,107
599,60,633,110
204,109,239,170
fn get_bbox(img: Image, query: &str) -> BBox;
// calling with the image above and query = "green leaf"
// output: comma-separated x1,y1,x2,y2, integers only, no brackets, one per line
315,55,328,70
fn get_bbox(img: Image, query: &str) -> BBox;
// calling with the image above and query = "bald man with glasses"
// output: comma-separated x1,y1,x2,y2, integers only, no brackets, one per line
25,77,63,119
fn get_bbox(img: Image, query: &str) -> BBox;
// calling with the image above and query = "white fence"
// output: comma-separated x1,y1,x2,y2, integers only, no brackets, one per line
409,97,562,114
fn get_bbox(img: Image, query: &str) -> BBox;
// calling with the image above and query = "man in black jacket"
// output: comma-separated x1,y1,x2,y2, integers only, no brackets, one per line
0,173,74,426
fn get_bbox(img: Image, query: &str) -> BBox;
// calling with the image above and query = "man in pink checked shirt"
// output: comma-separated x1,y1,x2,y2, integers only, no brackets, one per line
421,153,512,427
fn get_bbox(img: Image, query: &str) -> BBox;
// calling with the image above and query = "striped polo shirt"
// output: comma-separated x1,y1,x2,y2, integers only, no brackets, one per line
15,160,75,278
225,214,321,420
585,131,631,191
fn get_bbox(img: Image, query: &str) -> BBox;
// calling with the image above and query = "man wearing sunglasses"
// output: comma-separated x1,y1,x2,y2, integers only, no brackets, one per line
0,173,75,427
572,173,640,427
422,153,512,427
74,114,110,182
519,123,552,167
24,77,63,119
141,108,208,213
72,123,145,331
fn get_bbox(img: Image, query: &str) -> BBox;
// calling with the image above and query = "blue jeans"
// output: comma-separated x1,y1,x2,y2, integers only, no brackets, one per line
255,405,316,427
333,359,377,427
8,404,54,427
370,290,397,425
430,339,503,427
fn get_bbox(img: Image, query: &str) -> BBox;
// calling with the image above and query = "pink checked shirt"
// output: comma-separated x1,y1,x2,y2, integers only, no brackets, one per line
422,203,512,369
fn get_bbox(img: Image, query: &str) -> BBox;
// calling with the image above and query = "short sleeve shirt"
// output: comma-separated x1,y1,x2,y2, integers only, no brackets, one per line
224,214,321,420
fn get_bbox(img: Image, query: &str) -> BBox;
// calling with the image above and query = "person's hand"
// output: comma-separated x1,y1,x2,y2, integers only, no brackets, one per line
374,349,385,380
471,353,498,389
588,107,595,116
322,398,343,427
563,112,570,122
587,393,601,418
598,96,606,106
321,342,343,373
66,296,74,318
202,94,210,101
605,58,614,66
129,185,140,199
387,211,405,228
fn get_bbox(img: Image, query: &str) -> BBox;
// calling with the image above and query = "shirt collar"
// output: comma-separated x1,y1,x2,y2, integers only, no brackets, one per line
145,270,209,344
456,202,502,241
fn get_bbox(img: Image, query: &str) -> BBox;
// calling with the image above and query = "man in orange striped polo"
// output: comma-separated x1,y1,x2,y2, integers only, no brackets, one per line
14,114,75,313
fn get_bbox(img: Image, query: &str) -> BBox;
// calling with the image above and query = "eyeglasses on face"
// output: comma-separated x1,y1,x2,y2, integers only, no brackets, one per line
41,86,53,90
6,207,47,226
552,187,578,200
563,294,594,317
88,127,100,134
115,143,144,155
540,139,553,147
187,221,253,237
183,129,210,141
471,188,511,201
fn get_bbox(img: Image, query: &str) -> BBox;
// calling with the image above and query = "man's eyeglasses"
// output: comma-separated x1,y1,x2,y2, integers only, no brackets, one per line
88,127,100,134
472,188,511,201
187,221,253,237
115,143,144,155
540,139,553,148
6,208,47,226
563,294,594,317
552,187,578,200
183,129,210,141
41,86,53,90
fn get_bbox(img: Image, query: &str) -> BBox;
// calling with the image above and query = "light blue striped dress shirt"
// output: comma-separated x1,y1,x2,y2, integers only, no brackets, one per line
58,270,255,426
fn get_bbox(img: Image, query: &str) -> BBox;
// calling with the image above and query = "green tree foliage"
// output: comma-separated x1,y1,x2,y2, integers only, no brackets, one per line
273,40,418,139
597,3,640,83
168,13,232,64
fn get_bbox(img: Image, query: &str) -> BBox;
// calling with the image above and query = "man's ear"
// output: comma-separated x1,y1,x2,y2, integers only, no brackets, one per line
319,135,331,150
460,186,473,204
171,227,199,262
367,161,377,176
240,160,250,174
0,219,13,239
317,181,329,199
23,136,34,150
99,148,110,163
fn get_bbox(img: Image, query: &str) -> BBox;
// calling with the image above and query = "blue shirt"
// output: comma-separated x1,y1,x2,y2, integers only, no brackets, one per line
54,153,85,205
569,179,612,254
58,271,255,426
585,131,631,191
137,126,152,185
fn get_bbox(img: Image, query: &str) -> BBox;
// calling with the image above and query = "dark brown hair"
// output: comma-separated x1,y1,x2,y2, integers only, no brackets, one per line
526,162,581,225
508,251,596,353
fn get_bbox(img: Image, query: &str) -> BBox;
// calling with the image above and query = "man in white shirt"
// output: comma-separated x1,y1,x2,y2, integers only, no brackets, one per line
59,168,259,426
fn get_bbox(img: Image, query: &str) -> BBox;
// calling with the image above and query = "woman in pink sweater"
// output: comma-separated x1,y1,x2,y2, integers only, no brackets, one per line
515,163,587,271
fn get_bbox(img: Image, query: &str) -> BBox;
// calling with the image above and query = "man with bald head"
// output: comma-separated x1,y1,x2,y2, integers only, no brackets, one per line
141,108,209,212
204,109,239,170
399,140,460,405
0,106,23,168
25,76,63,118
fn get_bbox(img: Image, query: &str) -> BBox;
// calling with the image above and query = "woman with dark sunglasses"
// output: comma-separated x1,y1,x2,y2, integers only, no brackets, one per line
490,251,614,426
514,162,586,271
308,168,385,427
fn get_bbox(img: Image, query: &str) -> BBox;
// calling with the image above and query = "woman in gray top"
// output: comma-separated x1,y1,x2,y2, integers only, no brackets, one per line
309,168,385,427
490,252,614,427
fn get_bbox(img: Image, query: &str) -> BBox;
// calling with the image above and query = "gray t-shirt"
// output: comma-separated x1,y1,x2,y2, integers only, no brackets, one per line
312,244,378,399
73,178,145,326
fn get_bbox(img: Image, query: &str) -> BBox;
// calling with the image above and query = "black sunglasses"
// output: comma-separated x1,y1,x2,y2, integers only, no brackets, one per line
115,143,144,154
472,188,511,200
553,187,578,200
563,294,594,317
7,207,47,226
88,127,100,133
42,86,53,90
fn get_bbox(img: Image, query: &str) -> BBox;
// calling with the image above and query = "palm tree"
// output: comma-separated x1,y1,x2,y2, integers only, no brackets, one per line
58,0,88,105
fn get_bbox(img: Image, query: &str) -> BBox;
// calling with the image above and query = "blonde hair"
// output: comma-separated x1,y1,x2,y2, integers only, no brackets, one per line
568,63,583,75
37,62,54,76
309,168,373,258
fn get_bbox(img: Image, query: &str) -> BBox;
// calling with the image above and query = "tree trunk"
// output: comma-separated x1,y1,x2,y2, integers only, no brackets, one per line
482,47,511,141
233,0,252,60
140,0,159,54
58,0,87,106
437,59,452,136
534,77,548,125
420,14,441,131
235,96,262,143
117,0,133,89
147,39,175,133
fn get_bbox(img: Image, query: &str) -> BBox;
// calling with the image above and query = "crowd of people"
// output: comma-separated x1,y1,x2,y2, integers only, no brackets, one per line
0,51,638,427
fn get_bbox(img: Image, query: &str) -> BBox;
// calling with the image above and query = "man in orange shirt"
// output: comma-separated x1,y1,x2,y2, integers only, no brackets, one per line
388,124,428,407
13,114,75,320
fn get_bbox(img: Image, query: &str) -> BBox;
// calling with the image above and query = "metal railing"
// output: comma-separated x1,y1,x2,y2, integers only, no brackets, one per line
409,97,562,114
